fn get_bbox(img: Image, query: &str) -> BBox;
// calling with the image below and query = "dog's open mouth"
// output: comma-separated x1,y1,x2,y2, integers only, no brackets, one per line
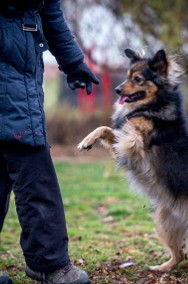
119,91,145,104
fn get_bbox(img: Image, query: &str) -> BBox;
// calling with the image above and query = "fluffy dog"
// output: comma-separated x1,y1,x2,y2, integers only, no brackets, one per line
77,49,188,272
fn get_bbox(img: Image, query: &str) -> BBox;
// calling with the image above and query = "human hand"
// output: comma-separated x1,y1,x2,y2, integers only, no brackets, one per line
66,62,99,95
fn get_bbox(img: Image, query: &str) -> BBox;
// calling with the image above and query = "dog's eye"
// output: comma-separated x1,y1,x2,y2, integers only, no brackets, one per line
134,76,143,84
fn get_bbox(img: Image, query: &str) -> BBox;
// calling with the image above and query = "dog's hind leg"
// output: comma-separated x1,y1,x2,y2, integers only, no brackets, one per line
149,206,186,272
77,126,115,151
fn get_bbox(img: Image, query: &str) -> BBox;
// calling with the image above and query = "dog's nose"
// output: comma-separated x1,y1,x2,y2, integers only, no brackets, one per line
115,86,122,95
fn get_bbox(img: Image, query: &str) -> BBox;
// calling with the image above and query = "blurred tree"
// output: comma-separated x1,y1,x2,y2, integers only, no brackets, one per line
62,0,188,48
121,0,188,51
61,0,188,66
58,0,188,111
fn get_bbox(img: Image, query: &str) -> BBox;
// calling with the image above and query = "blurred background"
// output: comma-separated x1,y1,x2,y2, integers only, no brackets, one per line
44,0,188,148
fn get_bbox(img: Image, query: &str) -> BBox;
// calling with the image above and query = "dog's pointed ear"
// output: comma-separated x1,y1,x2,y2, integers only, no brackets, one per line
149,49,168,75
124,49,140,64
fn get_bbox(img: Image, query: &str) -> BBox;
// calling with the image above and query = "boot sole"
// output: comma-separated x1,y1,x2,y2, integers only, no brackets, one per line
26,268,91,284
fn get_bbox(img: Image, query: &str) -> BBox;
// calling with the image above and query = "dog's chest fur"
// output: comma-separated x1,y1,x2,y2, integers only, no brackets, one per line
111,100,188,204
112,113,163,202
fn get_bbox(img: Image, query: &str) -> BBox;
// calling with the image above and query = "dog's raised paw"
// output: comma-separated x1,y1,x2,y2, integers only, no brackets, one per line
77,141,93,151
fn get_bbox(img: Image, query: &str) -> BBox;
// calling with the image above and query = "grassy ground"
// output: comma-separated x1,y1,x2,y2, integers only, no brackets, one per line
0,160,188,283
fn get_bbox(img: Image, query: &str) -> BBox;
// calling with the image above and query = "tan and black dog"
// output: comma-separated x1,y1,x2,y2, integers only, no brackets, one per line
78,49,188,272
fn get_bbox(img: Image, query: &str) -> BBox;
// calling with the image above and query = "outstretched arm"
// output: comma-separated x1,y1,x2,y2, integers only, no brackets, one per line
40,0,99,94
40,0,84,69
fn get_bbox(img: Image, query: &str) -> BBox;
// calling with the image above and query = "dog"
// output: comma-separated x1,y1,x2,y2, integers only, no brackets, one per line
77,48,188,272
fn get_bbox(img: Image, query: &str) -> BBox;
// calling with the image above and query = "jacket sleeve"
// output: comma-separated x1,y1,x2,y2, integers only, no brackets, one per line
40,0,84,70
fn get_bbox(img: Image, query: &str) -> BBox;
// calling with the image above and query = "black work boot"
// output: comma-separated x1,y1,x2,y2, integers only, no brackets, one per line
26,264,90,284
0,274,13,284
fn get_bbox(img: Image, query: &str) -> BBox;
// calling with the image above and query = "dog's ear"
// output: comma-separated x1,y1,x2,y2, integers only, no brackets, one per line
149,49,168,76
124,49,140,64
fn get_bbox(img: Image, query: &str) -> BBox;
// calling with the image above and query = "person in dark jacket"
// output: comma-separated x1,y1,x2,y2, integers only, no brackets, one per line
0,0,99,283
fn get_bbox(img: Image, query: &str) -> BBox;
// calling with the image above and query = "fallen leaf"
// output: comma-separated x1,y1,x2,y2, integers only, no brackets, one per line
119,262,136,269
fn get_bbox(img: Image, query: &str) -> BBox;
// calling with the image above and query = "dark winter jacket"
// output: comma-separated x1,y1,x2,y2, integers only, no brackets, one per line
0,0,84,147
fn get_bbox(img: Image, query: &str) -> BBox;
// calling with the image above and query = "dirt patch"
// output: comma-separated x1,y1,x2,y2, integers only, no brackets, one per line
1,260,188,284
80,258,188,284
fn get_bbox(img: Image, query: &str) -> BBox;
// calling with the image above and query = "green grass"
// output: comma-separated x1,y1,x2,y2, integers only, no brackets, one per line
1,161,188,283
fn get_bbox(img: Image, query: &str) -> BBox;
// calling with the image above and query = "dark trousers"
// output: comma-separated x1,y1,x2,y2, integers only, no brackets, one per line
0,143,70,272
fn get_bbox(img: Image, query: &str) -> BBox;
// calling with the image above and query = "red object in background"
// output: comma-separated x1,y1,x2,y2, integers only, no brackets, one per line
78,86,97,113
78,51,97,113
101,71,111,109
77,49,112,113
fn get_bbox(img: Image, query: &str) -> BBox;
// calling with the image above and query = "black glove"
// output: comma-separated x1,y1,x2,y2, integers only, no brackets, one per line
0,274,12,284
62,62,99,95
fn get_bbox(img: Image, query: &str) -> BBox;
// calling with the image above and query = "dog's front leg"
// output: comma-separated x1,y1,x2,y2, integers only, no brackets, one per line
77,126,115,151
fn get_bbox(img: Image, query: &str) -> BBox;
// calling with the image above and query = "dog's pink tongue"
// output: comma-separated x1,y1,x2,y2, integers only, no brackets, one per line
119,96,128,104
